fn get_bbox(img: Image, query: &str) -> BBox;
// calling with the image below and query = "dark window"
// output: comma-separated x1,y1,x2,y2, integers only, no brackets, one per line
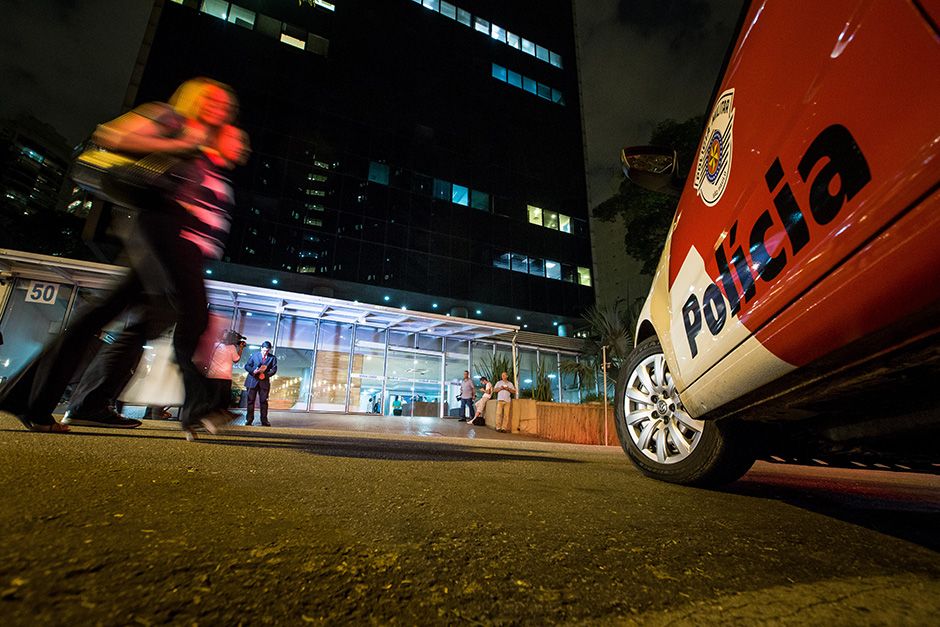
528,258,545,277
562,264,577,283
470,189,489,211
412,173,433,196
433,178,451,201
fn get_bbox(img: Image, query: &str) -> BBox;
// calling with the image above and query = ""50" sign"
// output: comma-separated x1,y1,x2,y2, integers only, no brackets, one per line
25,281,60,305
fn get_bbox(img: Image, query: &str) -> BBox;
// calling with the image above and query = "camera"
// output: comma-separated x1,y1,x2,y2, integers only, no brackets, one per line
223,329,247,346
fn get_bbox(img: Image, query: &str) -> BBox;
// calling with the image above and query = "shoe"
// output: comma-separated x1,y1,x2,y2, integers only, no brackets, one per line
457,418,467,422
62,408,142,429
200,411,231,435
261,422,270,427
14,413,70,433
184,428,197,442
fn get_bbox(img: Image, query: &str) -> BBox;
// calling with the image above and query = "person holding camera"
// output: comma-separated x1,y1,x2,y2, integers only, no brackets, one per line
244,340,277,426
206,328,245,416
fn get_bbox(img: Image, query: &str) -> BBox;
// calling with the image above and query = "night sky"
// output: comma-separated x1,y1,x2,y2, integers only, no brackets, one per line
0,0,744,300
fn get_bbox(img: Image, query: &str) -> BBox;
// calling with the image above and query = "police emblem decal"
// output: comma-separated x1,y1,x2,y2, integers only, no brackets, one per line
694,88,735,207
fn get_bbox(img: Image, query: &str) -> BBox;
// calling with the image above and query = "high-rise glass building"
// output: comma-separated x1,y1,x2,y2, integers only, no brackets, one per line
130,0,593,334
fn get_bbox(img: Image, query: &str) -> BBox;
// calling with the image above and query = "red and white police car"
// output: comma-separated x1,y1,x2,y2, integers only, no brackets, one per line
615,0,940,485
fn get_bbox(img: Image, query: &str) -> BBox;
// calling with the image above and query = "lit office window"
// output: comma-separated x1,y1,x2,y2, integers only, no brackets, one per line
307,172,328,183
544,211,559,230
545,260,561,280
577,267,592,287
559,214,571,233
521,38,536,55
368,161,389,185
527,205,543,226
457,8,471,26
227,5,255,27
511,253,528,273
200,0,228,20
422,0,439,10
281,22,307,49
537,83,551,100
314,0,335,10
433,178,451,201
507,32,520,49
552,88,564,104
529,258,545,277
523,76,537,94
474,17,490,34
491,24,506,42
470,189,489,211
20,147,44,164
493,253,511,270
507,70,522,88
536,45,550,63
440,1,456,19
491,63,507,82
452,184,469,206
550,51,563,68
280,33,306,49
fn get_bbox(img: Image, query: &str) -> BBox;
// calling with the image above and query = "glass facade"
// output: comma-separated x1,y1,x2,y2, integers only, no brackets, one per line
0,279,73,385
131,0,594,334
0,271,589,416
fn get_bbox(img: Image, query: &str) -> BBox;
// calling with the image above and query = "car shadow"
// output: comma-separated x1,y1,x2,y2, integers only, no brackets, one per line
722,464,940,552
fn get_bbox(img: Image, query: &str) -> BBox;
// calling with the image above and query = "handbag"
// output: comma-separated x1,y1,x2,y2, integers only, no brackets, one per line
118,335,185,407
73,145,182,208
71,102,186,207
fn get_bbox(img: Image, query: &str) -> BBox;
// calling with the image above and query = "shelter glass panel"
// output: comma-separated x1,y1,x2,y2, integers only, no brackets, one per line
311,322,353,411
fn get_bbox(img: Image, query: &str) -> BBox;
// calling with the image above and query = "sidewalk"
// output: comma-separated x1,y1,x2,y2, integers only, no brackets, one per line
119,407,532,441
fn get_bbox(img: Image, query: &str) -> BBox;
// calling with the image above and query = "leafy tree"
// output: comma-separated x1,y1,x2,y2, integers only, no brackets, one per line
593,115,704,275
561,297,643,402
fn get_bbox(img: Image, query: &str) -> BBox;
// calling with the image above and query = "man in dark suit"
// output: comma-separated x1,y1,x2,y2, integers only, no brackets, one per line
244,340,277,426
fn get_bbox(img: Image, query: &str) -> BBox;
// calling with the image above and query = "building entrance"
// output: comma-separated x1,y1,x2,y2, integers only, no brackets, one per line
384,349,443,418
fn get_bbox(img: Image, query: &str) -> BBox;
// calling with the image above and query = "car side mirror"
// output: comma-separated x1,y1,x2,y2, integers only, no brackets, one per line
620,145,681,196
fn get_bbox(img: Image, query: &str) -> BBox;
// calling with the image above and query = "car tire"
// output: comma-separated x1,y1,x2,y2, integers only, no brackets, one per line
614,336,756,486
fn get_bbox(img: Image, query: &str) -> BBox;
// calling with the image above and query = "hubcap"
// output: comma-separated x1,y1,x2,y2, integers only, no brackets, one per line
622,353,704,464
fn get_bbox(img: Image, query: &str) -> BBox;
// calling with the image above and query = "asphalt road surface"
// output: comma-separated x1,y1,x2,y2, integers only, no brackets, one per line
1,414,938,625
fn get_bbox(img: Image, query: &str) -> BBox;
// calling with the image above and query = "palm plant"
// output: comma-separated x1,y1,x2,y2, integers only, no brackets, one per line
521,359,554,401
560,297,643,403
559,357,598,392
475,353,514,386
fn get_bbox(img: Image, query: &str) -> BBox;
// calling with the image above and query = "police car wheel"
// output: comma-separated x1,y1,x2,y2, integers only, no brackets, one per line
615,337,756,486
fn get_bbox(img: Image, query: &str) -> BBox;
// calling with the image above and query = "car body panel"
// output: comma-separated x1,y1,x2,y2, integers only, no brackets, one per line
636,0,940,418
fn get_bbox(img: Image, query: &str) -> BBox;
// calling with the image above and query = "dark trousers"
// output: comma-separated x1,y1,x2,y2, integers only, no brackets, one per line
0,208,211,427
208,378,232,412
246,383,269,425
460,398,474,419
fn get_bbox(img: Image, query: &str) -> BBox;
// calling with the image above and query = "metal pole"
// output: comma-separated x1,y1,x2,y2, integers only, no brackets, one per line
602,345,609,446
511,332,519,399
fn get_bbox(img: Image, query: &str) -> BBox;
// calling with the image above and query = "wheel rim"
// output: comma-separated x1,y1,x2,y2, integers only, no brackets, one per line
622,353,704,465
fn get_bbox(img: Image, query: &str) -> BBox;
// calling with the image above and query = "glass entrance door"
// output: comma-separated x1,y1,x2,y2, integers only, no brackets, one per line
384,349,443,418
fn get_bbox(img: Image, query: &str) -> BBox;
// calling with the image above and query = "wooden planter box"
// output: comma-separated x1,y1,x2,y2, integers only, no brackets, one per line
481,399,620,446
